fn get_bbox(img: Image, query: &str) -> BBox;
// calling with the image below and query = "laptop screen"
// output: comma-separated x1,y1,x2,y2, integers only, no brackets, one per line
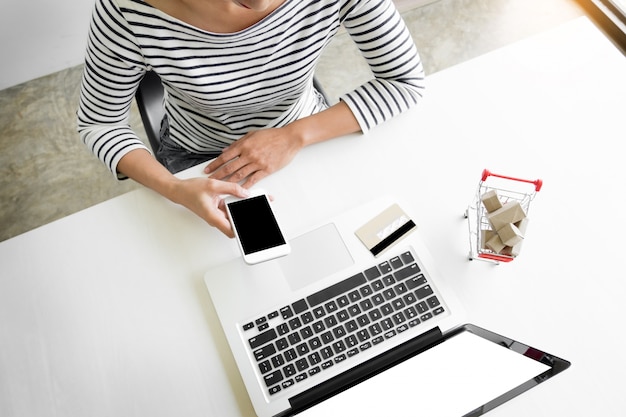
293,325,569,417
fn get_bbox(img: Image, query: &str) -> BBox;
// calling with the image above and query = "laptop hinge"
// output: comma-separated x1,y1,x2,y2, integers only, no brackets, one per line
284,326,443,416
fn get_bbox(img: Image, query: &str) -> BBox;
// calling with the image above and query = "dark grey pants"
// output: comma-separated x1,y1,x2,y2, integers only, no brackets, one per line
155,116,220,174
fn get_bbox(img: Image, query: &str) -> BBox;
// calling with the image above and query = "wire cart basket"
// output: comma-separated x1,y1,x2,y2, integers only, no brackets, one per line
465,169,543,263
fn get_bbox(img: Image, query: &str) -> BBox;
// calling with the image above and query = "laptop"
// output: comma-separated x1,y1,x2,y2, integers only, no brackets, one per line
204,196,569,417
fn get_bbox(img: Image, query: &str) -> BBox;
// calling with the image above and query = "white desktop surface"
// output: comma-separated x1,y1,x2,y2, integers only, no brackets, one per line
1,17,625,416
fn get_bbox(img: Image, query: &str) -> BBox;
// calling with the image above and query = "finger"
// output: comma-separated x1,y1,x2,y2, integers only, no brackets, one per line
204,146,240,174
213,217,235,238
209,158,245,181
204,153,225,174
207,178,250,198
240,169,269,189
225,162,262,184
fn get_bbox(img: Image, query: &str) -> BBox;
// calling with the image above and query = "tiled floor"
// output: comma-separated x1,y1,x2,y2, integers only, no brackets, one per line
0,0,587,242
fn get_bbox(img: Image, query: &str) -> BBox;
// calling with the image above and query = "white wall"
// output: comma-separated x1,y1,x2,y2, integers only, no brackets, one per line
0,0,94,90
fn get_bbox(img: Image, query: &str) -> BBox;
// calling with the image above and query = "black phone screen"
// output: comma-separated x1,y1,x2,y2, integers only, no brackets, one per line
228,195,286,255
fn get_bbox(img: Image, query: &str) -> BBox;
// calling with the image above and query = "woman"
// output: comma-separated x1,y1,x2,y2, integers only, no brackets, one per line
77,0,425,237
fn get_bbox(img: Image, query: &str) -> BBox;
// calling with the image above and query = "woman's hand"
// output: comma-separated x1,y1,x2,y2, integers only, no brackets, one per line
117,149,250,238
204,126,304,188
204,101,361,188
169,177,250,238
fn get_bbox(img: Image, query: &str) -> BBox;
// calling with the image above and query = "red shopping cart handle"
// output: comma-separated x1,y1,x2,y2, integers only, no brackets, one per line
481,169,543,192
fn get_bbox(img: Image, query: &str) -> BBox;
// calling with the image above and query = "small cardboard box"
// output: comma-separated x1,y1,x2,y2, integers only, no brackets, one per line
487,201,526,231
497,222,524,247
480,190,503,213
502,218,530,257
485,233,507,253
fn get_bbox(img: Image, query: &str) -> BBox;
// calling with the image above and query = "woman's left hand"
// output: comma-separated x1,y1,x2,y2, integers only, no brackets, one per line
204,127,303,188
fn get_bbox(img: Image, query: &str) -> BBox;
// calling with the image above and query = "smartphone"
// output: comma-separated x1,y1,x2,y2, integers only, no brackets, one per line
225,190,291,264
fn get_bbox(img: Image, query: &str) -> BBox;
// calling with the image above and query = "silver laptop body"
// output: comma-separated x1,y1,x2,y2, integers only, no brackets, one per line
205,196,466,417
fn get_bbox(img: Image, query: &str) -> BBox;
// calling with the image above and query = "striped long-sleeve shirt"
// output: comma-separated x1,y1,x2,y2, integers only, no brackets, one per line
77,0,425,176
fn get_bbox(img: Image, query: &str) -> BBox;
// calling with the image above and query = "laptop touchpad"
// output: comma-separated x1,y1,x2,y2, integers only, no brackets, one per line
279,223,354,292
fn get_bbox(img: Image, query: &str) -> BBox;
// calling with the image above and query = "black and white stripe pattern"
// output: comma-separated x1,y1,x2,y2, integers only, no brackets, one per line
77,0,425,176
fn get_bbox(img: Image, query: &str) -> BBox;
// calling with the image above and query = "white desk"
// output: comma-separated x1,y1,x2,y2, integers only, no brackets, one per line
1,17,625,416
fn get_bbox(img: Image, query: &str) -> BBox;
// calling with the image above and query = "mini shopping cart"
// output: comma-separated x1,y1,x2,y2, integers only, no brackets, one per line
465,169,543,263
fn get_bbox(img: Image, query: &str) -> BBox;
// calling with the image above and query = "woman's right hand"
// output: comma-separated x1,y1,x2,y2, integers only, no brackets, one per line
169,177,250,238
117,149,250,238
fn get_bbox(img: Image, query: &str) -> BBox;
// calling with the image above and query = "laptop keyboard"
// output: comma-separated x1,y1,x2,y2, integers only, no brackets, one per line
241,248,446,397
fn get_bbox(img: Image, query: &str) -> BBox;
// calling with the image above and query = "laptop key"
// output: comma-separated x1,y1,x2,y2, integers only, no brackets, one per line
415,285,434,300
380,303,394,316
308,352,322,365
333,340,347,354
280,306,294,319
269,386,281,395
371,279,384,292
369,322,382,336
320,347,333,359
382,275,396,286
360,284,373,297
295,358,309,372
433,307,445,316
416,301,428,314
271,354,285,368
336,309,350,322
283,364,297,377
368,308,382,321
406,274,427,289
259,360,271,374
390,256,403,269
357,329,370,342
378,261,392,274
264,370,283,387
400,251,415,264
334,354,347,364
325,300,338,313
284,348,297,362
301,311,314,324
345,334,358,347
292,299,308,314
249,328,277,349
427,296,440,308
312,321,325,333
364,266,381,280
337,295,349,307
289,317,302,331
300,326,314,339
254,344,276,361
288,332,301,345
404,306,417,319
395,263,421,281
307,272,366,307
277,323,290,335
308,336,322,350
